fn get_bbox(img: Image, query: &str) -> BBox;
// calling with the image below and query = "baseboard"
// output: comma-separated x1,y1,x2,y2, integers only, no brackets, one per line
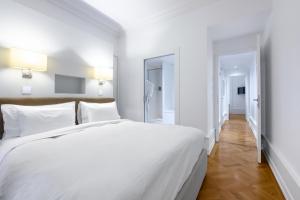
224,113,229,121
262,136,300,200
205,129,215,155
217,117,227,142
247,117,257,139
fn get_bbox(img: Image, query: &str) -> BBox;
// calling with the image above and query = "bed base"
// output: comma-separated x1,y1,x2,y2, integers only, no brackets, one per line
175,149,207,200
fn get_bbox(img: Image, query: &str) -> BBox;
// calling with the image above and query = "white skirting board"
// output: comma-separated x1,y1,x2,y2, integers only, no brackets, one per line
247,116,257,140
205,129,215,155
262,136,300,200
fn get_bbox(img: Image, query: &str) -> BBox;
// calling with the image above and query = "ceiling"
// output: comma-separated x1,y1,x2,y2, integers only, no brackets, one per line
83,0,219,29
220,52,256,75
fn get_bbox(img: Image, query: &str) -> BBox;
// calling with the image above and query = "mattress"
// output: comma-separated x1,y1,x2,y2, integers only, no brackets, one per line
0,120,205,200
175,149,207,200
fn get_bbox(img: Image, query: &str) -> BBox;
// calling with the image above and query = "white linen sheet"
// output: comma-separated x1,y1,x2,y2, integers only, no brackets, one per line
0,120,205,200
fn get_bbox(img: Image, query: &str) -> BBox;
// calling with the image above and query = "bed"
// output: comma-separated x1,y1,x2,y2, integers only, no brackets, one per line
0,98,207,200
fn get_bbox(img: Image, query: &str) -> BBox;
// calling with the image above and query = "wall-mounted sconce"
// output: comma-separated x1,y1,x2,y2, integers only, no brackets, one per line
9,48,47,79
94,67,113,85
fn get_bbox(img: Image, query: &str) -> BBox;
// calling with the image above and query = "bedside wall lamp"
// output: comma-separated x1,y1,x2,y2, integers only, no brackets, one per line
94,67,113,85
9,48,47,79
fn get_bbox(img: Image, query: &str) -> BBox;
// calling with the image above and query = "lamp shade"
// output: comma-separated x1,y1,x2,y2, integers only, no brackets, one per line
9,48,47,71
94,67,113,81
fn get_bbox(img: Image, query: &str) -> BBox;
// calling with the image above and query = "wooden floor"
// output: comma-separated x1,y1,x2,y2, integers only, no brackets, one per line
197,114,285,200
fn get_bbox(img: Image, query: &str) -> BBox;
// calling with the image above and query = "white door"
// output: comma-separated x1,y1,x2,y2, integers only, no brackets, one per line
255,35,262,163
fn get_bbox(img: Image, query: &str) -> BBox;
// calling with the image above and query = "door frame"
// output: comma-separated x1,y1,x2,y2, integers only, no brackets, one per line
143,48,180,124
213,36,263,163
214,49,256,141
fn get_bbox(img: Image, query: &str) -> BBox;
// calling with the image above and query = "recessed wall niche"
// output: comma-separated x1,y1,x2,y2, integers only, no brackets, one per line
55,74,85,94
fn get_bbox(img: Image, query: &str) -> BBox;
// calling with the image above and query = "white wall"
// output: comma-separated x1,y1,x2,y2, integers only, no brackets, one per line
229,76,245,114
206,31,215,153
118,0,271,136
0,0,117,98
218,69,229,125
214,34,258,56
262,0,300,199
207,33,215,132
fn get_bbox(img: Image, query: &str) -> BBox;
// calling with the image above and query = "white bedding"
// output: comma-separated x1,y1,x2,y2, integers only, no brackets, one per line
0,120,205,200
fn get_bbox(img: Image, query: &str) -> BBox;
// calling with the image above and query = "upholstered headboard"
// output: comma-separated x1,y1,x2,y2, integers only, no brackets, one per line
0,97,115,139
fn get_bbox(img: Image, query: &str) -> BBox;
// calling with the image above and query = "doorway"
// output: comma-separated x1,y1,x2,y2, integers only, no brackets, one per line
216,47,262,163
229,75,246,118
218,53,253,126
144,54,175,124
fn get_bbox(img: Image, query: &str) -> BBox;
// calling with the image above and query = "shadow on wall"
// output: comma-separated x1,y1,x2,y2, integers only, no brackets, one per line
0,46,112,97
48,48,93,78
263,31,273,141
0,46,93,78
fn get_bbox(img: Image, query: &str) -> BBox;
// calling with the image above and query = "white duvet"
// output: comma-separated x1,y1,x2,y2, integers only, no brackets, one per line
0,120,205,200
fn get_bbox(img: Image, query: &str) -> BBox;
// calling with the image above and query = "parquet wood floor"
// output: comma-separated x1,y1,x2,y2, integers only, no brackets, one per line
197,114,285,200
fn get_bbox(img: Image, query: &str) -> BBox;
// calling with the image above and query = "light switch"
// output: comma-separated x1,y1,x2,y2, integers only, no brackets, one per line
22,85,32,95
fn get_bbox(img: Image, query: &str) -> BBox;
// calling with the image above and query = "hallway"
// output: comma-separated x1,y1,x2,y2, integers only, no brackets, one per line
197,115,285,199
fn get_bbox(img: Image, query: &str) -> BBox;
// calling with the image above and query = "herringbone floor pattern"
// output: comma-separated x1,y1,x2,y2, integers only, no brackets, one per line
197,115,285,200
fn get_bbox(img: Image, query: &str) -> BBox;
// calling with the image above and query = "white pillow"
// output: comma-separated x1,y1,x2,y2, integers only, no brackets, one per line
78,101,120,123
1,105,20,139
1,102,75,139
18,107,75,137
